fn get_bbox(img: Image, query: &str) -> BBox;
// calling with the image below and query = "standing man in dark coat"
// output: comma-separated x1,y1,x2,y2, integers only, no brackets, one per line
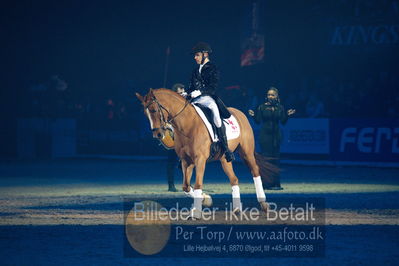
248,87,295,190
187,42,234,162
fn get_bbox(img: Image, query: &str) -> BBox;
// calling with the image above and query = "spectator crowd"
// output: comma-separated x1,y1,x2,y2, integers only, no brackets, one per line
25,71,399,124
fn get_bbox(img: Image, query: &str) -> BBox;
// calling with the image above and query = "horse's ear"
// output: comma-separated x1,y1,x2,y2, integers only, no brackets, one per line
135,92,144,103
148,88,157,99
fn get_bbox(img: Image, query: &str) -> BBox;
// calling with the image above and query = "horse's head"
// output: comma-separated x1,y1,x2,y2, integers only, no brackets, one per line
136,89,169,140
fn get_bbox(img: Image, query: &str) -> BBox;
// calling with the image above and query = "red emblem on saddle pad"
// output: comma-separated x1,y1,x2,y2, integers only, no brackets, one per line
228,119,238,131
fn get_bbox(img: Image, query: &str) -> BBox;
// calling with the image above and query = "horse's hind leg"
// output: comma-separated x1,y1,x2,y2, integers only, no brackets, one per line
220,158,242,212
238,146,267,206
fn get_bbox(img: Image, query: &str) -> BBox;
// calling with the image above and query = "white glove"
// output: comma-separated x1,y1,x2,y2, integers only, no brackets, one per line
180,92,187,97
190,90,202,98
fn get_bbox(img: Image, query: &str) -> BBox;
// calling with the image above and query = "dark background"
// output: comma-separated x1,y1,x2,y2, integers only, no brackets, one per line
1,0,398,158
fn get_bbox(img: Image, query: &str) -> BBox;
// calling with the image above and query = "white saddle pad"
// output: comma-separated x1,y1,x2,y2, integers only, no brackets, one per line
193,105,240,142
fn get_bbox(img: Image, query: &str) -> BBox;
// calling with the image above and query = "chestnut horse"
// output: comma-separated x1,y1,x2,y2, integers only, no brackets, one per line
136,88,275,218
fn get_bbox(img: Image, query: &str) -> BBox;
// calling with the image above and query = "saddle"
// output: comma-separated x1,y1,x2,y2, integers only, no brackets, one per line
212,95,231,119
158,98,240,161
192,102,240,162
194,104,219,140
157,107,222,151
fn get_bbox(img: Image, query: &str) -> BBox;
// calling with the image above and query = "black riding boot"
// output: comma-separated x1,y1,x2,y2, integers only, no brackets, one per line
217,123,235,162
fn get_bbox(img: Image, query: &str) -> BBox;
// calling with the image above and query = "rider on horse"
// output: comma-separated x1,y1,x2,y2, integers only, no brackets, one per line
187,42,235,162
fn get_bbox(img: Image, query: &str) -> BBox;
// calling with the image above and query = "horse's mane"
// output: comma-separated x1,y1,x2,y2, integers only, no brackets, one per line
152,88,191,108
152,88,186,104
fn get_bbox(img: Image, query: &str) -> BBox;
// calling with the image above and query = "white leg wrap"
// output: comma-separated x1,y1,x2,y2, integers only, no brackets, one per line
232,185,242,211
184,186,194,198
253,176,266,202
191,189,203,218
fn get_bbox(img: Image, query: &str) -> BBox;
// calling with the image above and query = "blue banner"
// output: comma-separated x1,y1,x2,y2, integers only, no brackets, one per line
280,118,329,154
330,119,399,162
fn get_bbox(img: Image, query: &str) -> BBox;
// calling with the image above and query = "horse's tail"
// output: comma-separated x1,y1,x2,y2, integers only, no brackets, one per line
254,152,280,187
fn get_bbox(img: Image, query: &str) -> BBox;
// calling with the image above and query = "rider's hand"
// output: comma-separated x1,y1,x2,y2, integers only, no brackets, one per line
248,109,255,116
190,90,201,98
287,109,296,116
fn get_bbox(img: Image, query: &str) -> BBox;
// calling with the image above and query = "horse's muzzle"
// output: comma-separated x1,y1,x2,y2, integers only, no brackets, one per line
156,132,164,139
151,128,164,140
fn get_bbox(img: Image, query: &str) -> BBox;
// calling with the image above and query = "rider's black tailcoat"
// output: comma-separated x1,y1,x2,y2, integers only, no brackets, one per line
188,61,219,96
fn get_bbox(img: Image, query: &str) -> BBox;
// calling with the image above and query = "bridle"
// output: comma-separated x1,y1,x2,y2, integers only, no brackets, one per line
145,93,189,134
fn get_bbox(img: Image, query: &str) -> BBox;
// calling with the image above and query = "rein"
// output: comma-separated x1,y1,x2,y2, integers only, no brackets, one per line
145,93,190,135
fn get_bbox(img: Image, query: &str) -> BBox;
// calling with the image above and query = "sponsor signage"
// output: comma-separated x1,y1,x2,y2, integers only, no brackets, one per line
330,119,399,162
280,119,330,154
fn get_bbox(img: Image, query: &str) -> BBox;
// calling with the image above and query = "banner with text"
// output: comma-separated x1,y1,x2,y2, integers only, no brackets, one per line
330,119,399,162
280,118,330,154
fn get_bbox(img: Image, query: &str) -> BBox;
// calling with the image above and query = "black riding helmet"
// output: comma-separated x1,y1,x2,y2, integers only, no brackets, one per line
191,42,212,54
192,42,212,65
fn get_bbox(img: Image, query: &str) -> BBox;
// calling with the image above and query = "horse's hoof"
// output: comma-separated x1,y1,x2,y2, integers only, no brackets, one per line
202,193,213,207
260,201,269,212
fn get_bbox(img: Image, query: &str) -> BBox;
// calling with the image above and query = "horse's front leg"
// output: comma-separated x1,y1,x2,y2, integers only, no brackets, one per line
191,156,207,219
181,159,195,198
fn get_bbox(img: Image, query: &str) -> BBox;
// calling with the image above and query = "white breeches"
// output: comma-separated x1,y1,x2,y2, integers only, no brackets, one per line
192,95,222,128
